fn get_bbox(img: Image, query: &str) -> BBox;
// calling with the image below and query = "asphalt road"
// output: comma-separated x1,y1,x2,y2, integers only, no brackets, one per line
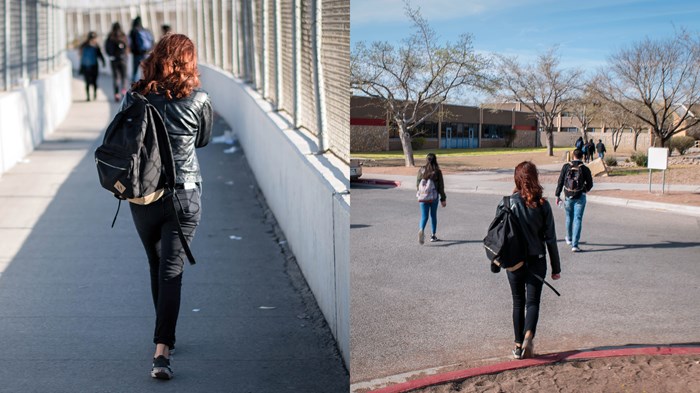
350,184,700,385
0,76,348,392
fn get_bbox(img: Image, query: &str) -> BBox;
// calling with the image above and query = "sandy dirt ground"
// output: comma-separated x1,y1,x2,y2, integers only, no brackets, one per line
359,151,700,206
416,355,700,393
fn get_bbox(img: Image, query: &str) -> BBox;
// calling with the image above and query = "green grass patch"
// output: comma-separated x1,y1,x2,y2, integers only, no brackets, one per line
353,147,569,160
608,168,661,177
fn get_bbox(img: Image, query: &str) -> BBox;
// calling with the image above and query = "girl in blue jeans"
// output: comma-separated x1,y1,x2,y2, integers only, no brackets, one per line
416,153,446,244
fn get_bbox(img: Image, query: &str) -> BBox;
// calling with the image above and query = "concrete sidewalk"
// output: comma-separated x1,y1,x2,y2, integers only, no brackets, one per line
0,76,347,391
358,170,700,217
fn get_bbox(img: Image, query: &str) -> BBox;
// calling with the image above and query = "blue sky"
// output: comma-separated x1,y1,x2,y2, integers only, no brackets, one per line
351,0,700,72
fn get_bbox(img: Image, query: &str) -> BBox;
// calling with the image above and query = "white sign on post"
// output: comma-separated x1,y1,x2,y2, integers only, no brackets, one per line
647,147,669,193
647,147,669,170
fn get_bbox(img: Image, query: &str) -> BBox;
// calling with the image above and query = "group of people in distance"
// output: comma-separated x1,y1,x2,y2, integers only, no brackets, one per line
575,136,607,163
78,17,172,102
414,142,594,360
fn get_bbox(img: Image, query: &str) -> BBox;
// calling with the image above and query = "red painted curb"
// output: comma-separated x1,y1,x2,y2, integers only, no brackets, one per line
366,345,700,393
352,178,401,187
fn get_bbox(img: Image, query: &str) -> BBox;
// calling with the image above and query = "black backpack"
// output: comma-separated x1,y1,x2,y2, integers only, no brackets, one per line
483,196,528,272
483,196,562,296
564,162,584,198
95,92,196,264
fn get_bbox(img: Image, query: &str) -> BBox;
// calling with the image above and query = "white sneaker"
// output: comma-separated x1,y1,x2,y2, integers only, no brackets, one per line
418,230,425,245
565,237,571,245
572,246,581,252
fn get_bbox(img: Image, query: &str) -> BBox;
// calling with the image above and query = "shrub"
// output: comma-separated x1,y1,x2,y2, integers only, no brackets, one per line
630,151,648,167
411,137,425,150
604,156,618,167
669,135,696,155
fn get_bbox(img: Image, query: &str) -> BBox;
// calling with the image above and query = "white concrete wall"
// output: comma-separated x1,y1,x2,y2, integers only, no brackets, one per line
199,65,350,365
0,64,73,176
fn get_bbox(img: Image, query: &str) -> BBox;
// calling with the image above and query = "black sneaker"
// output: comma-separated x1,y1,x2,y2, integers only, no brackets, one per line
151,355,173,380
512,346,523,359
430,235,439,242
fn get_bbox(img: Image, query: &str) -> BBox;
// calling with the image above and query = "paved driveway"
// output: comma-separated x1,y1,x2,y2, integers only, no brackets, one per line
350,185,700,386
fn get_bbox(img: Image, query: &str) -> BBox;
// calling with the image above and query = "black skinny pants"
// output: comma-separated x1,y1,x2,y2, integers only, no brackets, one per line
129,188,201,348
110,59,127,95
507,255,547,345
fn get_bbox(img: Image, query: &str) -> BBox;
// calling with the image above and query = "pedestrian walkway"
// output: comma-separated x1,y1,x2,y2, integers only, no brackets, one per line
0,76,347,391
358,170,700,217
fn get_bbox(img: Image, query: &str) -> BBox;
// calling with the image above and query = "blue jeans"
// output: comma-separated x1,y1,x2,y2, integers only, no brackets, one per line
564,193,587,247
598,152,604,159
419,199,439,234
132,53,146,83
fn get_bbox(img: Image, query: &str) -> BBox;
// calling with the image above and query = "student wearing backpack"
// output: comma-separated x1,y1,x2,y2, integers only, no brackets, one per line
596,139,607,160
416,153,446,244
129,16,155,83
555,149,593,252
496,161,561,359
79,31,105,101
122,34,212,380
105,22,129,102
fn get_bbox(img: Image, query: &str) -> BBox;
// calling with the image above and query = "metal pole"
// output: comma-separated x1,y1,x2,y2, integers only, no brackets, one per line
4,0,10,90
662,169,666,194
20,0,27,84
648,169,652,193
312,0,326,151
220,0,228,71
293,0,301,127
274,0,281,107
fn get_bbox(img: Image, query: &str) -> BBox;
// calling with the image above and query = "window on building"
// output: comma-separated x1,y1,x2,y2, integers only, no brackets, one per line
482,124,512,139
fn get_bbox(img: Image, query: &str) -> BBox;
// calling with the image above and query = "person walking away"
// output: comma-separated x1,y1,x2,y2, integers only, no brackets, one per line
587,139,595,162
574,136,583,151
416,153,446,244
105,22,129,102
121,33,212,379
497,161,561,359
555,149,593,252
129,16,154,83
596,139,606,160
79,32,105,101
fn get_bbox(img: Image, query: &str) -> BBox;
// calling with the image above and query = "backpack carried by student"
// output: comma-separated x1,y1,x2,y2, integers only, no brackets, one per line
483,196,528,272
416,176,438,203
483,196,561,296
94,92,196,264
563,162,584,198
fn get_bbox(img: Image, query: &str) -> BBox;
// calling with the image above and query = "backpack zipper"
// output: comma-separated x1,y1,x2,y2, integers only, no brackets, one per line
95,157,128,171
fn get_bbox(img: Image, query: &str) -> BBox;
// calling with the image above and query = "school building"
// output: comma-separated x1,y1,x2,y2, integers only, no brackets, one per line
350,96,539,152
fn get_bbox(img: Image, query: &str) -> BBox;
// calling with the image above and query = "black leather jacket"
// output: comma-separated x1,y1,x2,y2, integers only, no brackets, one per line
497,193,561,275
122,89,213,184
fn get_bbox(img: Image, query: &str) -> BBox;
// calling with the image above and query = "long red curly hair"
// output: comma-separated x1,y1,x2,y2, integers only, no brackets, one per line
132,34,200,99
513,161,545,208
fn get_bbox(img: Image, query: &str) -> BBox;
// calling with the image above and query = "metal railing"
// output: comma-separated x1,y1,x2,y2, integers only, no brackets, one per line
0,0,66,92
65,0,349,163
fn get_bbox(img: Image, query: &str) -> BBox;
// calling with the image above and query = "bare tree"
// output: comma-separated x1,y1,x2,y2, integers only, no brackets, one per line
350,1,492,166
593,30,700,148
495,48,583,156
567,87,602,142
598,101,631,152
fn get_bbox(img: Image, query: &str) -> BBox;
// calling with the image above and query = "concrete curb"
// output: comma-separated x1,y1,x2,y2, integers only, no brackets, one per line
365,345,700,393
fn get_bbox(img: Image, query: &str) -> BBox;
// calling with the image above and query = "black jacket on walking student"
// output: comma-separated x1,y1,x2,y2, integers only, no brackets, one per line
120,33,212,380
497,161,561,360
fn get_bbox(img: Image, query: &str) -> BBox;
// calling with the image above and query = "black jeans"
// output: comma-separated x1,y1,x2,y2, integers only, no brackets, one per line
507,255,547,345
110,59,127,95
129,188,201,348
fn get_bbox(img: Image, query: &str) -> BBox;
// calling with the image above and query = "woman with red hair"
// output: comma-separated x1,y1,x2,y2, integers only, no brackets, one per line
497,161,561,360
121,33,212,379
